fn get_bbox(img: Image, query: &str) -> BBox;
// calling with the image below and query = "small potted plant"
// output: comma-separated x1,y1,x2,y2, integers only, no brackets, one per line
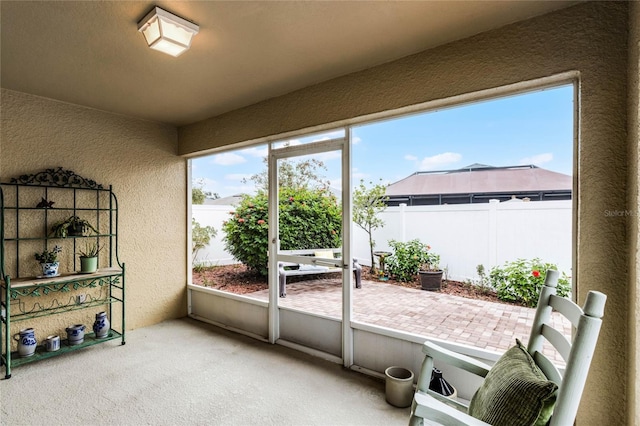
77,241,103,273
418,246,443,291
34,245,62,277
50,215,99,238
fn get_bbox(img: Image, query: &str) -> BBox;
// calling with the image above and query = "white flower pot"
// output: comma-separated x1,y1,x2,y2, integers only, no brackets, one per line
41,262,59,277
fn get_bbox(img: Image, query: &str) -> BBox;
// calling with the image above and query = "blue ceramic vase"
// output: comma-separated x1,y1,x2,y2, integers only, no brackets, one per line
93,312,110,339
14,328,37,357
66,324,86,345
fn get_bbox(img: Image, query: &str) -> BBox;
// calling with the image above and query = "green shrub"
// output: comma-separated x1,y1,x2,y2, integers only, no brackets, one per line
192,261,208,274
222,187,341,276
465,264,494,295
489,258,571,307
192,218,217,261
386,239,435,282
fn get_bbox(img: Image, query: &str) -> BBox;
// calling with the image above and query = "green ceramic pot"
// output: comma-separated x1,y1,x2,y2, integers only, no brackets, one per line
80,256,98,273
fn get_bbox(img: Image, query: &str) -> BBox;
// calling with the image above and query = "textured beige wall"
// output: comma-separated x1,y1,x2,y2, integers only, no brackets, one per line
629,2,640,425
179,2,631,424
0,89,187,332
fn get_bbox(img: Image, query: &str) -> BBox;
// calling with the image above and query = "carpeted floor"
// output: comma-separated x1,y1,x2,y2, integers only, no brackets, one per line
1,318,409,425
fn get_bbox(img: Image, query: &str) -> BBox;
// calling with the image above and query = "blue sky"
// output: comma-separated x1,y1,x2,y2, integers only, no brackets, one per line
192,84,574,198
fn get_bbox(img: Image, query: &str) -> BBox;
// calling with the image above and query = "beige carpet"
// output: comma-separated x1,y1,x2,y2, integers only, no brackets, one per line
0,318,409,425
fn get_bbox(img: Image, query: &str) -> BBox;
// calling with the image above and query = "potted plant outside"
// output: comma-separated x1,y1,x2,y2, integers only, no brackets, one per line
77,241,103,273
50,215,99,238
386,239,434,283
34,245,62,277
418,246,443,291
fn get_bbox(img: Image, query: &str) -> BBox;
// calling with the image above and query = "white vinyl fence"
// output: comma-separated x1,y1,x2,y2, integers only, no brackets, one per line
192,205,238,266
193,199,572,281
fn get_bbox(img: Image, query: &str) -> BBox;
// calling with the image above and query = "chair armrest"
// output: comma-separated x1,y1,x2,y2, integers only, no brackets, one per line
423,341,492,378
413,393,491,426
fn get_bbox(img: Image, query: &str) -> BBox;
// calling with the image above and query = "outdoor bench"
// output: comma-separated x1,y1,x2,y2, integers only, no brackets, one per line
278,248,362,297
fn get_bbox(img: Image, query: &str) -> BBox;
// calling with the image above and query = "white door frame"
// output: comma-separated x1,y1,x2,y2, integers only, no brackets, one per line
267,134,353,367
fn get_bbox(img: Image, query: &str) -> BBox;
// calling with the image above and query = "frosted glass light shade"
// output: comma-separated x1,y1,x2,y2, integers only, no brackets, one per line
138,7,199,57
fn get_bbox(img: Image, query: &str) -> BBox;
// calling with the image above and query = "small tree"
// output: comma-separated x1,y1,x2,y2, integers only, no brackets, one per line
192,187,206,205
192,178,219,205
242,153,330,192
353,179,388,272
192,218,217,262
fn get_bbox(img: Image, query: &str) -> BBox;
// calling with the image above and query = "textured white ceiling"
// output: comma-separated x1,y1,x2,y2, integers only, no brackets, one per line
1,1,579,126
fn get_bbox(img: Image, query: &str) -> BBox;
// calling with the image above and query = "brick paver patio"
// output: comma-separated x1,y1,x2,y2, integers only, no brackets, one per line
251,277,571,362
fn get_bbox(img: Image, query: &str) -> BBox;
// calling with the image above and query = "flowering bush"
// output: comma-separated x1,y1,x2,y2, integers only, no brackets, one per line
385,239,440,282
489,258,571,307
222,187,341,275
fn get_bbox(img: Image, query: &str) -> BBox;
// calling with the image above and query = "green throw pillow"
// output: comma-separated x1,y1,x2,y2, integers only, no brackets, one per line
468,339,558,426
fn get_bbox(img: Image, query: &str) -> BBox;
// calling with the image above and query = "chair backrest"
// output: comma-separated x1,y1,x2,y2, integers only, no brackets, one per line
527,270,607,426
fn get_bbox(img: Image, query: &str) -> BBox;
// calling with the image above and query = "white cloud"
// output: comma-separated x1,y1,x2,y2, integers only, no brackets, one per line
310,130,344,142
519,153,553,166
224,184,257,195
194,178,219,195
419,152,462,170
352,136,362,145
327,130,346,138
211,152,246,166
316,150,341,162
347,168,369,182
225,173,252,181
404,154,418,161
352,171,369,180
241,146,268,158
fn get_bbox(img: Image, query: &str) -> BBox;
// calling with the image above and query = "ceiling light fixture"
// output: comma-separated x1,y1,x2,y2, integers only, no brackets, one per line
137,6,199,57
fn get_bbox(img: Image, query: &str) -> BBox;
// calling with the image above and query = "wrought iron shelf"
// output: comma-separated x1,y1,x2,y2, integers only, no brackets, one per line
2,207,113,211
5,268,122,290
6,297,120,322
3,330,123,370
5,184,113,192
4,234,116,242
1,168,125,379
7,292,120,315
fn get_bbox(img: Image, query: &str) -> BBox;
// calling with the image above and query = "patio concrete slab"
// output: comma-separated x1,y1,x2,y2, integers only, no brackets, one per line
251,278,571,362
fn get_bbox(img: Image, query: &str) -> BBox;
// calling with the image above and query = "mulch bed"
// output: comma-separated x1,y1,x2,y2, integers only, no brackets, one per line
192,264,508,304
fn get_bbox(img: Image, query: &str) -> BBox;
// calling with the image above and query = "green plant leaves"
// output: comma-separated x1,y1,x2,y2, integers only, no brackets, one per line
222,188,342,276
385,239,439,282
50,216,98,238
489,259,571,307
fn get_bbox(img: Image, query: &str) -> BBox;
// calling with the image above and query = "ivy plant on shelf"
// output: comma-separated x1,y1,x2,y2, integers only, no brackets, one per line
50,216,99,238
